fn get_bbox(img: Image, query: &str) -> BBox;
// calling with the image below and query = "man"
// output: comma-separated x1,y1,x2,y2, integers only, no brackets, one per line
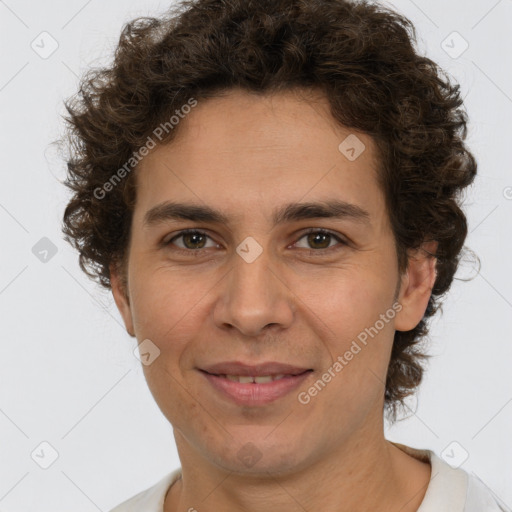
62,0,504,510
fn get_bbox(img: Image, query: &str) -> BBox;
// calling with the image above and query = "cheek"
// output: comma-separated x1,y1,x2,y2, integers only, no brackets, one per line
293,264,397,341
293,265,398,395
128,264,208,339
128,267,213,387
129,271,208,419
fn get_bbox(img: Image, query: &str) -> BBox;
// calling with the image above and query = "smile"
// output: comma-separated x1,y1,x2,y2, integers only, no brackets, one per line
200,369,313,406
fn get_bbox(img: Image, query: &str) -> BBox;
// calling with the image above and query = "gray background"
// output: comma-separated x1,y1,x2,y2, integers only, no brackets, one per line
0,0,511,510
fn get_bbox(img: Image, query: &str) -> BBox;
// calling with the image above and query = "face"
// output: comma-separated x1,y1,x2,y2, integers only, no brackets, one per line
112,88,435,475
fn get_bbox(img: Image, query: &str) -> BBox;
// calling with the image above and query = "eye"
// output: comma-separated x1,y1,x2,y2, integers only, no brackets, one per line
165,229,218,251
163,228,347,255
294,229,347,252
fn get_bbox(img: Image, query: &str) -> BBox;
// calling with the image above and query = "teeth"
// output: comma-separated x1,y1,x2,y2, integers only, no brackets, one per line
223,374,287,383
254,375,273,384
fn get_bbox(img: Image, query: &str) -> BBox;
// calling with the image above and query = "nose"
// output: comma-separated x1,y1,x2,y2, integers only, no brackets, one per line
213,246,295,337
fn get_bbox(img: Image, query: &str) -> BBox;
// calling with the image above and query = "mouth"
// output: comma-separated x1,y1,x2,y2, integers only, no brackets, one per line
198,363,313,406
199,361,312,377
205,373,298,383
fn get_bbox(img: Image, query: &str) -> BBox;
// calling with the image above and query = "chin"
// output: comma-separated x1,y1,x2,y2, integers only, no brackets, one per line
206,433,307,476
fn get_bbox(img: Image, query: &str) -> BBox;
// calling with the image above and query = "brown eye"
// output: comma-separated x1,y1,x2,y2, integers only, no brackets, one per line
295,229,345,251
181,232,207,249
166,230,215,250
306,232,331,249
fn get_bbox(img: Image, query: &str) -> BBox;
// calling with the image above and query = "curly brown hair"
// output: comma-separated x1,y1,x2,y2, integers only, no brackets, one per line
62,0,477,422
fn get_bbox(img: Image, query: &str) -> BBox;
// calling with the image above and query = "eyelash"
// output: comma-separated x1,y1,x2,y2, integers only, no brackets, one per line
164,228,348,257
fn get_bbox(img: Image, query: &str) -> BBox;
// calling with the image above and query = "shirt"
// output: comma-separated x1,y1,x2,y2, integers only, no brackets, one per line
109,442,506,511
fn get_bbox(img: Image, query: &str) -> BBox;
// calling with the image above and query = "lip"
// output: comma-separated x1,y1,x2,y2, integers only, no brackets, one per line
199,365,313,406
199,361,311,377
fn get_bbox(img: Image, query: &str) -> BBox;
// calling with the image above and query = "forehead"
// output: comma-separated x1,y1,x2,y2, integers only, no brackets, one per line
133,88,386,228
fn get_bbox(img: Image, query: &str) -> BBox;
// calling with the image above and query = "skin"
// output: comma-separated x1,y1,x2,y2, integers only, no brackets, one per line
111,88,437,511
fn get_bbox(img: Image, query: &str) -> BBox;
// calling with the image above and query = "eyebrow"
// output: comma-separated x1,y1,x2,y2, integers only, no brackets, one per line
143,199,371,228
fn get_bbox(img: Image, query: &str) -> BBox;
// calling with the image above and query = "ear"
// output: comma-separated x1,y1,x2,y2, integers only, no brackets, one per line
394,240,438,332
110,263,135,337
